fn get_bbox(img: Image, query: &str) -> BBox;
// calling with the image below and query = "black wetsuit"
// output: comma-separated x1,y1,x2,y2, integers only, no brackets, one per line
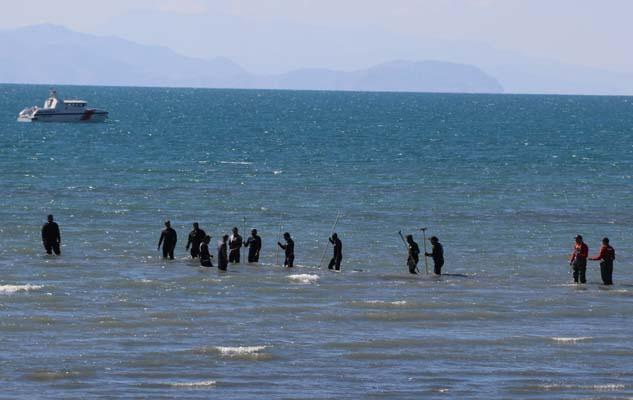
217,242,228,271
158,227,177,259
199,242,213,267
327,237,342,271
278,239,295,268
596,245,616,285
407,241,420,274
41,221,61,255
244,235,262,263
229,234,243,263
427,242,444,275
186,228,207,258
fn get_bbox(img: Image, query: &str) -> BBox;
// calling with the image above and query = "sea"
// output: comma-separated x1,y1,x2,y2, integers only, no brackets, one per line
1,84,632,399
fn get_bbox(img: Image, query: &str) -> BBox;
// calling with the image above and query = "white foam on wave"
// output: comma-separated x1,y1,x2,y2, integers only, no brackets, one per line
364,300,407,305
0,284,43,294
539,383,624,391
273,170,283,175
219,161,252,165
551,336,593,343
168,380,216,388
214,346,266,356
287,274,320,284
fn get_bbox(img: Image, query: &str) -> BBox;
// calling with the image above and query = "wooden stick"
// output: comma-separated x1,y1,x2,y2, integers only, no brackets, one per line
276,217,283,267
421,227,429,275
318,211,341,268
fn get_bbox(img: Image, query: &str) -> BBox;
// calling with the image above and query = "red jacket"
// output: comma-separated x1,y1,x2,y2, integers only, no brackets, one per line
590,245,615,261
570,242,588,262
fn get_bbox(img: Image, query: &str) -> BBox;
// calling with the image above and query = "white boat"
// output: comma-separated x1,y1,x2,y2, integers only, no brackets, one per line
17,89,108,122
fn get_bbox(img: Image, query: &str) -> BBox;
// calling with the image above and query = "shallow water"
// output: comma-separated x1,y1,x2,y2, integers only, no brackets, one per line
1,84,633,398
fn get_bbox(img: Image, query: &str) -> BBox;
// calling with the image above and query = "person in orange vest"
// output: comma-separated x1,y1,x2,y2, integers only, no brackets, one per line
569,235,589,284
590,237,616,285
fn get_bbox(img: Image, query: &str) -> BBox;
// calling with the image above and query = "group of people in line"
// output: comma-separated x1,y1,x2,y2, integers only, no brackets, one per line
403,233,444,275
41,215,617,284
569,234,616,285
157,221,264,271
156,220,337,272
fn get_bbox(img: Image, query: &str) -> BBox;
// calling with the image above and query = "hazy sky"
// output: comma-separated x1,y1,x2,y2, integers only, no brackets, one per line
2,0,632,74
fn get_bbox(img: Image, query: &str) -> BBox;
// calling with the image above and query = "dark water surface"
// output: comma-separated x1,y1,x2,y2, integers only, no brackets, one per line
1,85,632,398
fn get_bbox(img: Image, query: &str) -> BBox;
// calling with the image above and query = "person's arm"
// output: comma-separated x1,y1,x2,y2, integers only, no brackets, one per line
432,245,441,259
158,232,164,249
278,242,285,249
590,246,606,261
243,238,250,248
54,224,61,243
186,233,192,250
329,237,334,244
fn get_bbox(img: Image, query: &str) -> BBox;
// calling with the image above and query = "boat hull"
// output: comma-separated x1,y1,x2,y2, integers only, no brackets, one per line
18,111,108,123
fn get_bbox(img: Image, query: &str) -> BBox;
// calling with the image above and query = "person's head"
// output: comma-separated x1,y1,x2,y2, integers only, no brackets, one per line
165,220,171,228
406,234,413,243
575,235,583,244
204,235,211,244
47,214,54,222
232,227,238,234
430,236,439,244
283,232,290,240
251,228,257,236
602,237,610,245
222,234,229,242
193,222,199,229
332,233,338,240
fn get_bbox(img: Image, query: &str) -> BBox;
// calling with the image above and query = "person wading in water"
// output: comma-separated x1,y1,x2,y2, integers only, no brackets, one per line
590,237,615,285
406,234,420,274
199,235,213,268
229,227,243,263
569,235,589,284
157,220,177,260
41,214,61,255
186,222,206,259
425,236,444,275
327,233,343,271
277,232,295,268
244,229,262,263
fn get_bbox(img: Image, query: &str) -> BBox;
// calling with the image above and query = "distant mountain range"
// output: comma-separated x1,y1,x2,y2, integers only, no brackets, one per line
0,24,502,93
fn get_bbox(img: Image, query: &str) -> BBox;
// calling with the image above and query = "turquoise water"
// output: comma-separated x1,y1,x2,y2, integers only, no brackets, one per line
1,84,633,398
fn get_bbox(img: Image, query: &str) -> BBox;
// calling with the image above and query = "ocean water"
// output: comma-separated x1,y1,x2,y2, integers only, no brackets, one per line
1,84,632,399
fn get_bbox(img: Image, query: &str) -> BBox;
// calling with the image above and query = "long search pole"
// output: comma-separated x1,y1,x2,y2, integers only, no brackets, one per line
318,211,341,268
276,217,283,267
242,216,246,262
420,227,429,275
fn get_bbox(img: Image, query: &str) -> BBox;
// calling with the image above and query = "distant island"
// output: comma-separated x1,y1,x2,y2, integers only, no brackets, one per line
0,24,502,94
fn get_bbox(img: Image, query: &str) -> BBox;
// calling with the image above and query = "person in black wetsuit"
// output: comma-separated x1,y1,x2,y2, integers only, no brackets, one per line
228,227,243,263
327,233,342,271
41,214,61,255
406,234,420,274
425,236,444,275
277,232,294,268
199,235,213,267
244,228,262,263
157,220,177,260
186,222,206,259
217,235,229,271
